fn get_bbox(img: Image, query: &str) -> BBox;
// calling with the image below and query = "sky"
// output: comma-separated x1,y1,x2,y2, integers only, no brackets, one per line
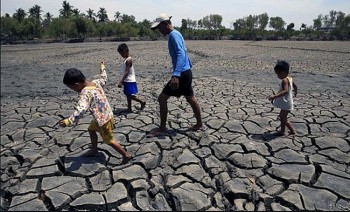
1,0,349,28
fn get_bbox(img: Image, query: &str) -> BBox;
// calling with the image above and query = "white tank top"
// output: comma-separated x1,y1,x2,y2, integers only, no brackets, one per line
121,57,136,82
273,76,294,110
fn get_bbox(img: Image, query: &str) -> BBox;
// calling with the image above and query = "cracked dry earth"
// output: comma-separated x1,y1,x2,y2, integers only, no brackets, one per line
1,40,350,211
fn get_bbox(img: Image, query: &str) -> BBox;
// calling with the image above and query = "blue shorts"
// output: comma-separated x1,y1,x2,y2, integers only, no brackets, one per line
123,82,138,96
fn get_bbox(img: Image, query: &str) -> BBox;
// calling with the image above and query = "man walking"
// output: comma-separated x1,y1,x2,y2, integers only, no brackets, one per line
148,14,205,137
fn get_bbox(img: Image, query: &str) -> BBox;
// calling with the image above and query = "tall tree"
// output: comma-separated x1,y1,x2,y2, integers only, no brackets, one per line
258,13,269,30
86,8,96,22
328,10,337,27
72,9,80,17
313,15,322,29
246,15,258,31
42,12,53,28
181,19,188,30
187,19,197,29
233,18,245,31
28,4,42,22
114,11,121,22
269,16,285,31
44,12,53,21
97,7,108,23
300,23,307,30
201,14,222,30
120,14,136,24
59,0,73,18
335,11,345,27
13,8,27,22
286,23,295,31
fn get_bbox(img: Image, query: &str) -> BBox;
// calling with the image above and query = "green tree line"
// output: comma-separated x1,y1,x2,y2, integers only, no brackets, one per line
1,0,350,43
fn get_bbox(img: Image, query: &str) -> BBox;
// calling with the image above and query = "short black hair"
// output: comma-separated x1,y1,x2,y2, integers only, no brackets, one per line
274,60,290,74
63,68,86,85
117,43,129,53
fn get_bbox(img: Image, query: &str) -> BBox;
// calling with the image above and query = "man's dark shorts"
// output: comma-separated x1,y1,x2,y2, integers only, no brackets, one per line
162,69,194,97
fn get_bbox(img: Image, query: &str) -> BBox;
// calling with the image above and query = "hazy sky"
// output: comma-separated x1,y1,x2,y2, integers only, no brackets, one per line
1,0,349,28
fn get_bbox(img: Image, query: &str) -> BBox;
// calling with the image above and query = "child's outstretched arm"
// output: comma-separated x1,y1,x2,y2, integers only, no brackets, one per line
93,61,108,87
59,92,92,127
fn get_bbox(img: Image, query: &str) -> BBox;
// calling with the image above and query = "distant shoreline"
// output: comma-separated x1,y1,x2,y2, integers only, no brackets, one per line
2,35,349,45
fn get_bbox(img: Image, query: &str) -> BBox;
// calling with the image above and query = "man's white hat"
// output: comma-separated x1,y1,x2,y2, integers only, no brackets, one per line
150,13,172,29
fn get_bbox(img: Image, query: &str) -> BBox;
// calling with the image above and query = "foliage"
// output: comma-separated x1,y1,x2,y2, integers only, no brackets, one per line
1,1,349,43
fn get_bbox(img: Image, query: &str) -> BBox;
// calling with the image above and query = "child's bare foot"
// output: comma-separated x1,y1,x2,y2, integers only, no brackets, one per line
82,150,98,157
140,102,146,110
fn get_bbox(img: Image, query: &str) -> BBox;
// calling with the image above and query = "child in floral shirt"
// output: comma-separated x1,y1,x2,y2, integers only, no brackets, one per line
59,61,131,164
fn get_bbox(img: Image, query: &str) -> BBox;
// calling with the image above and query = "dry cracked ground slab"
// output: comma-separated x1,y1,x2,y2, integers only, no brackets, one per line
1,40,349,211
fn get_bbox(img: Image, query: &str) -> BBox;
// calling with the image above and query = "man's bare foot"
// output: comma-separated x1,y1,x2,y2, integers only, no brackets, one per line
187,124,207,132
82,150,98,157
146,128,168,138
121,155,132,164
274,131,285,136
288,131,296,136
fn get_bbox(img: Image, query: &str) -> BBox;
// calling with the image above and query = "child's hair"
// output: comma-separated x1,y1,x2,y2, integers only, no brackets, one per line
274,60,290,74
117,43,129,53
63,68,86,85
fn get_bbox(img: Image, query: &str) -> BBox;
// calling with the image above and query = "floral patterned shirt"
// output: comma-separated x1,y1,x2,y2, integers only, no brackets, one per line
66,63,113,127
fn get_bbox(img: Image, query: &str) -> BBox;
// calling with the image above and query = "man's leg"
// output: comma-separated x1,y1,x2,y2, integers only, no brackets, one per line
158,92,170,131
185,95,203,128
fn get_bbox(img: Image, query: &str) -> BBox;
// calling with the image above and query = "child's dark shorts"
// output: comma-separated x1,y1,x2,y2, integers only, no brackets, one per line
162,69,194,97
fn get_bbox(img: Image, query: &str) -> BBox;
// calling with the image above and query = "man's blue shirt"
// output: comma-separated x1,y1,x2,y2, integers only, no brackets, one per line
168,29,192,77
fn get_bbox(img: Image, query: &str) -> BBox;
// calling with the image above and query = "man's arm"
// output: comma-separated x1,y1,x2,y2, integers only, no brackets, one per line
169,33,187,77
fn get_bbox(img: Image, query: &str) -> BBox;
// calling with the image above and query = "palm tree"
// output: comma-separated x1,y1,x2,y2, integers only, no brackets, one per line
86,8,95,20
72,8,80,17
44,12,53,21
114,11,121,22
97,7,108,23
42,12,53,28
13,8,27,22
59,0,73,18
29,4,42,22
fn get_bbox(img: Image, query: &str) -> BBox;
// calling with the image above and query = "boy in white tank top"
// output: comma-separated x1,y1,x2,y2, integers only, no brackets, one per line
117,43,146,113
